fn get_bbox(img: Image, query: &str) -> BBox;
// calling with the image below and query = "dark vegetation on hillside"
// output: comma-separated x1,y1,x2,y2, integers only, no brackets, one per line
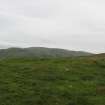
0,55,105,105
0,47,92,59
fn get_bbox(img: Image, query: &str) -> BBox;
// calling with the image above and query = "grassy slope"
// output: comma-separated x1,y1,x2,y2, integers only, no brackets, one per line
0,56,105,105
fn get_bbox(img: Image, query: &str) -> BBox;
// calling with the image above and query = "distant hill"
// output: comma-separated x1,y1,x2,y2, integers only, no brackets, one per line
94,53,105,57
0,47,92,59
88,53,105,60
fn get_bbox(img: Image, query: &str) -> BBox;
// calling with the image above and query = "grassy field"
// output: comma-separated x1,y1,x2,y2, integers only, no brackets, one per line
0,56,105,105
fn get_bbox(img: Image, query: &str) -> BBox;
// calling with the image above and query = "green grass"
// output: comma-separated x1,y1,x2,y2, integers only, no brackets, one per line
0,56,105,105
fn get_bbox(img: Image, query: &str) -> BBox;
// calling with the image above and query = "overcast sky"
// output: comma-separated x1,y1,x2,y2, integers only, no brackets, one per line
0,0,105,53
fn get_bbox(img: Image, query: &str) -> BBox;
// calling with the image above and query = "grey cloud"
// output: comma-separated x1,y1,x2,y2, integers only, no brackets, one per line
0,0,105,53
0,14,15,31
0,0,59,18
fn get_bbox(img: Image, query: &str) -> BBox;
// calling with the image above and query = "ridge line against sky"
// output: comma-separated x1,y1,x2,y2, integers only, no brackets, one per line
0,0,105,53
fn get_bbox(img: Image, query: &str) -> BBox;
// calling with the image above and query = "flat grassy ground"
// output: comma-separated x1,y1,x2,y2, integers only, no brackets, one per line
0,56,105,105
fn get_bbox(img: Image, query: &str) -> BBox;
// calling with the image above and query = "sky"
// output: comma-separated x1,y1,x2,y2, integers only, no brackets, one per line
0,0,105,53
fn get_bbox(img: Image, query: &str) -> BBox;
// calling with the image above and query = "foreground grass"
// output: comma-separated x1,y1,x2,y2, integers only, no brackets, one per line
0,57,105,105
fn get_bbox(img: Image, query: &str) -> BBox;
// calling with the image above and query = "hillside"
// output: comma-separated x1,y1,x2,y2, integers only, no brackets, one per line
0,47,92,59
0,56,105,105
93,53,105,58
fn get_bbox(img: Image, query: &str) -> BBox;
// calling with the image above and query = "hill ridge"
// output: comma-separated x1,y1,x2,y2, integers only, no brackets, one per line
0,47,93,59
